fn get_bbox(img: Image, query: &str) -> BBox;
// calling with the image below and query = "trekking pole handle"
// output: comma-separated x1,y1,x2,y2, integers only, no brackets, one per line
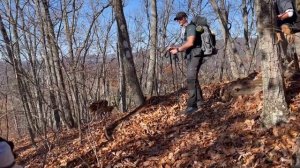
164,47,173,57
164,50,170,58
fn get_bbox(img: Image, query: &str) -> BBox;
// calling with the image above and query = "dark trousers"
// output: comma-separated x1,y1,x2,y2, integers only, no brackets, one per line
186,55,204,108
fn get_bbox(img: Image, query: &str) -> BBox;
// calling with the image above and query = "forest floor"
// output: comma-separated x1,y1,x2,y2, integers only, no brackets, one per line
14,72,300,168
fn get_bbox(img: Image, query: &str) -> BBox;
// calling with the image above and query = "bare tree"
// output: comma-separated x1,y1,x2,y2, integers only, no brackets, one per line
112,0,145,106
94,15,114,103
146,0,158,96
241,0,252,63
35,6,61,131
36,0,76,128
0,11,36,145
117,42,127,112
256,0,289,128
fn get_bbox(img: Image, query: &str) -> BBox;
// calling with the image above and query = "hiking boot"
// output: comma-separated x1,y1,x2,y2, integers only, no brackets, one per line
182,107,198,115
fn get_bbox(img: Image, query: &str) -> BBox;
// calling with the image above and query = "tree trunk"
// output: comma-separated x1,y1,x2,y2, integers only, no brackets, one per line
20,9,46,133
33,0,61,130
112,0,145,106
219,40,228,81
146,0,158,96
256,0,289,128
10,2,41,134
0,12,36,145
117,42,127,112
242,0,253,71
40,0,75,128
62,0,82,139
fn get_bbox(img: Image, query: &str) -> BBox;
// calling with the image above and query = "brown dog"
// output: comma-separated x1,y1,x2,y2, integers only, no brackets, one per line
88,100,114,120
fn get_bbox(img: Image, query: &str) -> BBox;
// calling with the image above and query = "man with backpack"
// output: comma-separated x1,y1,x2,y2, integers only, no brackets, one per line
168,11,207,114
275,0,300,70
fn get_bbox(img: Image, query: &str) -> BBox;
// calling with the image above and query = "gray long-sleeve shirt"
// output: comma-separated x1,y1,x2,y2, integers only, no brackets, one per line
275,0,298,29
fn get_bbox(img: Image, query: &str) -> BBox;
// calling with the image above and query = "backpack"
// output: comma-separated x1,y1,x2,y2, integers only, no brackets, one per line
191,16,218,56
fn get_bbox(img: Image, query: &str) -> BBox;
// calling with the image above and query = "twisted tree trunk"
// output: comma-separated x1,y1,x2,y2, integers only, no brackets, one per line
112,0,145,107
256,0,289,128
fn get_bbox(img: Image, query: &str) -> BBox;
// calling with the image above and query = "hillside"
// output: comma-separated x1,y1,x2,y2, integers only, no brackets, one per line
14,72,300,167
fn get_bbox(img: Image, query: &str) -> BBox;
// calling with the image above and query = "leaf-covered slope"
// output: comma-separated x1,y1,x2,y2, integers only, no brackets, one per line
16,73,300,167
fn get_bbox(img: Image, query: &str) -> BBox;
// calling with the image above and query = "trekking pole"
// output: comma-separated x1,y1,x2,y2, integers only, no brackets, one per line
169,53,176,91
164,47,181,98
164,49,177,94
173,54,180,100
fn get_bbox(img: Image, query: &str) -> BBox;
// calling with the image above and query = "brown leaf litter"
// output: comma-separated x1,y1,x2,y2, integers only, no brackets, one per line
14,72,300,167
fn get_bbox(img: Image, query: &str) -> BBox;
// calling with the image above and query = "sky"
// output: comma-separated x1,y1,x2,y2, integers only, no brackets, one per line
0,0,254,58
121,0,249,37
111,0,256,56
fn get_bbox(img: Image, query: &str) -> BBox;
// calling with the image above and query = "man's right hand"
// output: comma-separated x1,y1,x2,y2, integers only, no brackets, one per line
170,48,179,55
166,46,175,51
164,47,174,56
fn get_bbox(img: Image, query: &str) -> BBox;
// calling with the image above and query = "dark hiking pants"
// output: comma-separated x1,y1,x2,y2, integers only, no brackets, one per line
186,55,204,108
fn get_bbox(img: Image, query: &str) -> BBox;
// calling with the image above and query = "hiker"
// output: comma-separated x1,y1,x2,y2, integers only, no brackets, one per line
275,0,300,70
0,137,23,168
167,11,205,114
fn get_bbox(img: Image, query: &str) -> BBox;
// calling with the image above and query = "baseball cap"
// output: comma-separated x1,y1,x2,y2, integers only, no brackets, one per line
174,11,187,20
0,141,23,168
